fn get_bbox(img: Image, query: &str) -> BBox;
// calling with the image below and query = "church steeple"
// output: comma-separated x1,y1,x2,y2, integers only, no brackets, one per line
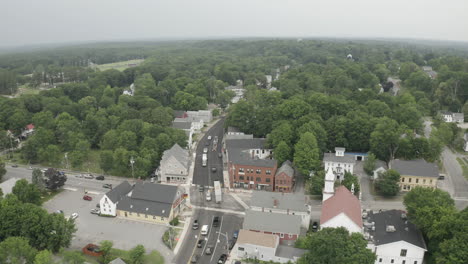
323,167,335,201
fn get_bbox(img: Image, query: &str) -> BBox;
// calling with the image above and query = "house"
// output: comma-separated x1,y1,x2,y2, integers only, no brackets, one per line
20,123,35,138
171,121,193,147
156,144,190,183
422,66,437,79
174,117,203,131
122,83,135,96
227,126,244,136
0,177,21,195
250,191,311,228
391,159,439,191
464,133,468,152
274,160,295,192
187,110,212,123
373,160,388,180
323,147,356,181
100,181,133,216
440,111,464,123
320,186,362,233
365,210,427,264
226,138,277,191
107,181,185,224
236,229,306,263
225,85,245,104
109,258,127,264
243,210,302,245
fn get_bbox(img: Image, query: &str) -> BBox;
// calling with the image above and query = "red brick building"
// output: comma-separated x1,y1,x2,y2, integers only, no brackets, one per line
274,160,295,192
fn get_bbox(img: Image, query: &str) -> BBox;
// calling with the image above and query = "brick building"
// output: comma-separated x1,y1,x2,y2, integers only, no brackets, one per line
274,160,294,192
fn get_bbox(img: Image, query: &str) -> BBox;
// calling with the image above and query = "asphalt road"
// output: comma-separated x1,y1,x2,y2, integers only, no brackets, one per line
175,209,242,264
193,118,225,187
441,148,468,198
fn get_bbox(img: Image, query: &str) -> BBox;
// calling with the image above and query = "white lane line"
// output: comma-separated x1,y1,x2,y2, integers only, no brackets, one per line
210,215,224,262
87,191,101,195
64,187,77,191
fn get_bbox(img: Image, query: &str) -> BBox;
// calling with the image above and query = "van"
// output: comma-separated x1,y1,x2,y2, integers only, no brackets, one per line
201,225,209,235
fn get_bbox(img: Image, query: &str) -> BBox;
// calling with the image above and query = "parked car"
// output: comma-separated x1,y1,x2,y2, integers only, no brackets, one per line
205,245,213,255
71,213,79,220
83,174,94,179
213,216,220,227
190,254,199,263
102,184,112,189
197,239,204,248
203,147,208,153
211,167,217,172
438,174,446,180
218,254,227,264
206,190,212,201
207,135,212,140
75,174,84,178
11,164,18,168
90,208,100,215
234,261,241,264
312,221,319,232
193,219,199,230
233,230,239,239
55,210,64,214
229,240,236,250
83,195,93,201
96,175,105,180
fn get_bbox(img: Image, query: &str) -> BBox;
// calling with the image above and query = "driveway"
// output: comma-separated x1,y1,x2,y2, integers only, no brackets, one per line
43,189,174,260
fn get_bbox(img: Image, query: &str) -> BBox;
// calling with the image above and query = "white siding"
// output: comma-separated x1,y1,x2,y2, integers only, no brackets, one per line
100,195,117,216
374,241,426,264
160,155,188,183
321,212,362,233
324,161,354,177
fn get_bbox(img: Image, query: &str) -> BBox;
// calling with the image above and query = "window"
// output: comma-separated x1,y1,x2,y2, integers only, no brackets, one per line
400,249,407,257
379,258,382,263
391,259,394,263
256,169,261,174
256,150,259,154
289,234,293,238
409,178,412,183
238,247,244,251
153,216,156,219
280,233,284,238
145,214,148,218
402,261,406,264
239,168,244,172
416,179,419,183
262,149,265,154
239,176,244,180
414,262,418,264
430,180,433,184
266,178,271,183
266,170,271,175
402,178,405,182
423,179,426,184
256,177,261,182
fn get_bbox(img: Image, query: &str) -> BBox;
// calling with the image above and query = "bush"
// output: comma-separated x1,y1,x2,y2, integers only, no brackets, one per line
169,216,179,226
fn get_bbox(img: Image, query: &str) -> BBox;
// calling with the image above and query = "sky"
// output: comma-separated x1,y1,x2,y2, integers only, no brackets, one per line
1,0,468,48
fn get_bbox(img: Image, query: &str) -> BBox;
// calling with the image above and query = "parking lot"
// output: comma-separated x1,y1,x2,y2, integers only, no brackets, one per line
43,189,174,260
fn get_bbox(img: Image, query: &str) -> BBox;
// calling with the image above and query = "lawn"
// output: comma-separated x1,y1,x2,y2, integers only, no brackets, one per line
456,157,468,180
58,248,164,264
95,59,144,72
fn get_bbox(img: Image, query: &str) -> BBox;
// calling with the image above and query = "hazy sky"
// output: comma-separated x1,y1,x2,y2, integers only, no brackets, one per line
1,0,468,47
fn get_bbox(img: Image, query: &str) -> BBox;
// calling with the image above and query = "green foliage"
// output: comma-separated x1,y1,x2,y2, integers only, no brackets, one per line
307,170,325,195
0,237,37,264
99,240,114,264
128,245,146,264
12,179,42,205
341,171,360,195
169,216,179,226
0,157,6,181
363,153,376,175
370,117,401,162
294,132,320,175
61,250,86,264
34,250,55,264
44,168,67,191
273,141,291,166
298,227,376,264
375,169,400,196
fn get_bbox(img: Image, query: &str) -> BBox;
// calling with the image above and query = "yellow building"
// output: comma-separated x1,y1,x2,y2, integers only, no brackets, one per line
391,159,439,191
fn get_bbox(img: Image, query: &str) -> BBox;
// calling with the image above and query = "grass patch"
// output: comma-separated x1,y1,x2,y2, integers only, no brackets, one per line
95,59,144,72
456,157,468,180
41,189,63,203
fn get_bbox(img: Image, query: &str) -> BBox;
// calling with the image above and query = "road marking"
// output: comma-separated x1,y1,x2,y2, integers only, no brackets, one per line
87,191,101,195
210,215,223,262
64,187,77,191
187,215,212,264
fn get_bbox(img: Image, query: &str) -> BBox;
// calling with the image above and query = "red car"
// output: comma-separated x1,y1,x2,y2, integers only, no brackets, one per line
83,195,92,201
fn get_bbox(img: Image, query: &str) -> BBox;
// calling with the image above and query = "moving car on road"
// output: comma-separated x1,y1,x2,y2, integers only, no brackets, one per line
83,174,94,179
203,147,208,153
192,219,199,230
83,195,93,201
218,254,227,264
205,245,213,255
96,175,105,180
207,135,212,140
201,225,209,235
197,239,204,248
190,254,199,263
206,190,212,201
213,216,220,227
11,164,18,168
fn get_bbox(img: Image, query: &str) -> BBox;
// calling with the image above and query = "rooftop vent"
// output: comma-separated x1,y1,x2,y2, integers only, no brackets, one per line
386,225,396,232
130,205,133,209
162,210,165,214
146,208,149,211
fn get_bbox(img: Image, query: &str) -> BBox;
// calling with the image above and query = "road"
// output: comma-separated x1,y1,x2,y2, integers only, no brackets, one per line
441,148,468,198
193,118,225,187
174,209,242,264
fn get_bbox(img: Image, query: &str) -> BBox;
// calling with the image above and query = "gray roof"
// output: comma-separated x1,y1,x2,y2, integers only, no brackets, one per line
226,138,266,149
106,181,132,203
117,195,172,218
391,159,439,178
275,160,294,177
109,258,127,264
243,210,302,235
275,245,307,260
375,160,388,170
172,121,192,130
251,190,308,212
131,182,179,204
367,210,427,250
453,113,464,121
173,110,186,118
227,148,276,168
323,152,356,164
161,144,189,170
225,134,253,140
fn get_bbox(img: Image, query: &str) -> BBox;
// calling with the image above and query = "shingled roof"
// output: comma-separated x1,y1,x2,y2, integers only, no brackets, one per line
391,159,438,178
243,210,302,235
105,181,132,203
320,186,362,228
161,144,189,170
275,160,294,177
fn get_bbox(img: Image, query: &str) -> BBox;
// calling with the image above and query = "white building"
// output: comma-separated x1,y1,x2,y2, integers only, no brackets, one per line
440,111,464,123
322,168,335,201
250,191,311,228
174,117,204,131
236,229,305,263
365,210,427,264
320,186,362,233
99,181,133,216
156,144,190,183
225,85,245,104
372,160,388,180
187,110,212,123
323,147,356,181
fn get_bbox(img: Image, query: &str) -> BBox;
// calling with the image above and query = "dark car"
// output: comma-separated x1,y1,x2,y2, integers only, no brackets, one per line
11,164,18,168
438,175,445,180
234,261,241,264
83,195,92,201
312,221,319,232
229,240,236,250
217,254,227,264
193,219,199,230
96,175,105,180
197,239,204,248
102,184,112,189
213,216,220,227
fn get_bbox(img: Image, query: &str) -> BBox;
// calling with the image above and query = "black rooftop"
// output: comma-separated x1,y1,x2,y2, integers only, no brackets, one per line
105,181,132,203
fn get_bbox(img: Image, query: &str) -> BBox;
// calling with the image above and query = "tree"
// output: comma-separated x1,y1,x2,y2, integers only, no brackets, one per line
341,171,360,195
12,179,42,205
44,168,67,191
267,122,293,147
307,170,325,195
32,168,45,191
61,250,85,264
38,144,61,166
0,237,37,264
370,117,401,162
297,227,376,264
375,169,400,196
294,132,320,175
363,153,376,176
100,150,114,173
0,157,6,182
128,244,146,264
99,240,114,263
273,141,291,166
34,250,55,264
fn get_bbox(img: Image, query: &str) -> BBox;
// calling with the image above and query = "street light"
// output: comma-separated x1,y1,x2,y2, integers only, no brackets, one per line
130,156,135,181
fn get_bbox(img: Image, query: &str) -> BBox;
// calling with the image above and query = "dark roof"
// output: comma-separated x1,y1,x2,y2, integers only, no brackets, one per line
117,196,172,218
244,210,302,235
320,186,362,228
228,148,276,168
323,152,356,164
366,210,427,250
172,121,192,130
131,182,179,204
105,181,132,203
275,160,294,177
391,159,439,178
225,138,266,149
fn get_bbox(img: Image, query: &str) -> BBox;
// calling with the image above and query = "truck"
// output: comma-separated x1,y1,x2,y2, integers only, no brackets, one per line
202,154,207,167
214,181,222,203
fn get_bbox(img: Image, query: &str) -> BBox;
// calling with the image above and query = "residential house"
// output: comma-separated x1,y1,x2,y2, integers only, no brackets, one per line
171,121,193,147
422,66,437,79
187,110,212,123
156,144,190,183
236,229,306,263
440,111,464,123
464,133,468,152
174,117,203,131
20,123,35,139
109,258,127,264
225,84,245,104
320,186,362,233
243,210,302,245
274,160,295,192
111,181,184,224
323,147,356,181
226,138,277,191
250,191,311,228
391,159,439,191
365,210,427,264
373,160,388,180
122,83,135,96
100,181,133,216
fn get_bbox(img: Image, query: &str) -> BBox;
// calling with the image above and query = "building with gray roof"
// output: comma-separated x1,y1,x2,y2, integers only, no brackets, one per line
109,258,127,264
157,144,190,183
391,159,439,192
323,147,356,181
274,160,295,192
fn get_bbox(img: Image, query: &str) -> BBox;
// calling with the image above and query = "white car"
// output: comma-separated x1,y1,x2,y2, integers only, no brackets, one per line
71,213,79,220
203,147,208,153
206,190,212,201
207,135,212,140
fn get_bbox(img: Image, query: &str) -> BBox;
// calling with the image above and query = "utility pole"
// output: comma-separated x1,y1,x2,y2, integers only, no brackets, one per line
130,156,135,182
